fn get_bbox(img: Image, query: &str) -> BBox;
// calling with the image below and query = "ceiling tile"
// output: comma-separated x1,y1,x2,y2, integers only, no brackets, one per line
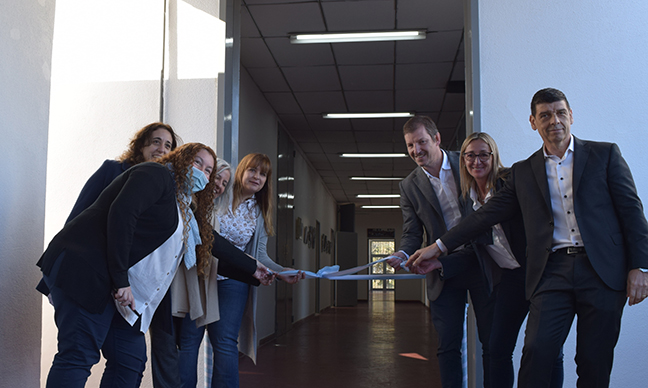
241,5,261,38
241,38,276,68
322,0,395,31
246,67,290,92
321,142,358,153
338,65,393,91
306,115,353,132
436,111,464,130
397,0,463,31
356,142,399,152
265,37,335,67
264,92,302,114
315,130,356,143
295,92,346,114
395,62,453,90
246,3,325,36
350,118,397,132
299,142,324,153
396,31,462,64
332,41,394,65
344,91,393,112
395,88,445,112
283,66,341,92
442,93,466,111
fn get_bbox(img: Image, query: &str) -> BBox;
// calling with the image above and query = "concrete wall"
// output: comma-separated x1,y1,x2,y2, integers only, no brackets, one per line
475,1,648,386
0,1,55,386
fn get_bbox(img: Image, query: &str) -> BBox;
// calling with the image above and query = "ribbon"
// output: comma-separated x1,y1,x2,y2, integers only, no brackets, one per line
274,256,425,280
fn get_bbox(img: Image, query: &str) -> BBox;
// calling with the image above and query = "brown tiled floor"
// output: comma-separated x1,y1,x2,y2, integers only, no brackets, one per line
239,292,441,388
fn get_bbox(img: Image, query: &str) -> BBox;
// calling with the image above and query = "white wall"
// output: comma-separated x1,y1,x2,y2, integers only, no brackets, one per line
475,1,648,386
0,1,55,386
41,0,225,386
292,151,337,320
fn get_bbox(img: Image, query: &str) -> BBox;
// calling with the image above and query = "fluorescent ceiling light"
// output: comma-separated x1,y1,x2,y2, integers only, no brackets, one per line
350,177,404,181
323,112,414,119
291,30,426,44
341,153,408,158
362,205,401,209
356,194,400,198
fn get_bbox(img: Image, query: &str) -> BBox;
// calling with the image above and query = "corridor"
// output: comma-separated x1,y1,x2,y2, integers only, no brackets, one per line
239,293,440,388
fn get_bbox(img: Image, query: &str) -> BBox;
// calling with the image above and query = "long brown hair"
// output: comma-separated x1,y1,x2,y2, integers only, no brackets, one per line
459,132,506,198
118,122,180,165
232,153,274,236
158,143,216,277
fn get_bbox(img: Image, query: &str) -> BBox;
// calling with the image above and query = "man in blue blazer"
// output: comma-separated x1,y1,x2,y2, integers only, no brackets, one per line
388,116,494,388
410,88,648,387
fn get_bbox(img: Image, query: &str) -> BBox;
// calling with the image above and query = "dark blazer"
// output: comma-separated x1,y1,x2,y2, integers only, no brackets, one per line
38,162,179,313
66,159,130,223
440,137,648,298
463,174,527,294
398,151,461,298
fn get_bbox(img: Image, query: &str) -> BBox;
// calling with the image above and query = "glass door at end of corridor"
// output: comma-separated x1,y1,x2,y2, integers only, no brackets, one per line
369,239,395,291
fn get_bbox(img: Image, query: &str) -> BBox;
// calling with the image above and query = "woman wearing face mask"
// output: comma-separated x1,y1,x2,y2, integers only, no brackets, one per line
37,143,219,387
179,153,303,388
173,158,275,388
410,133,564,387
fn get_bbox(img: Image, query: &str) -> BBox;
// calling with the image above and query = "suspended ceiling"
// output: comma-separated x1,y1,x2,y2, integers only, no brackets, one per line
239,0,466,207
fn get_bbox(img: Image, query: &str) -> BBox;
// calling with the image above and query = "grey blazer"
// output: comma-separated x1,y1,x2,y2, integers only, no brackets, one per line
441,137,648,298
398,151,461,300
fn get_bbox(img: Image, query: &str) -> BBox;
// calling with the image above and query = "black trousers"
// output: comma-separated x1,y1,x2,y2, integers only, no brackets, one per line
518,250,626,388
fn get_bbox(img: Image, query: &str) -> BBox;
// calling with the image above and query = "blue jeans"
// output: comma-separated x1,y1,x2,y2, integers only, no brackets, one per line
43,252,146,388
490,267,563,388
429,258,494,388
178,278,249,388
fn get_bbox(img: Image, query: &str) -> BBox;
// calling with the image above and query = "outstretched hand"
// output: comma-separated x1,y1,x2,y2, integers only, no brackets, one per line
627,269,648,306
406,243,443,274
277,268,305,284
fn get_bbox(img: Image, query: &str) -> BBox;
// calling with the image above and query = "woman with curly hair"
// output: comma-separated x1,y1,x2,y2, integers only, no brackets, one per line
37,143,218,387
66,122,180,222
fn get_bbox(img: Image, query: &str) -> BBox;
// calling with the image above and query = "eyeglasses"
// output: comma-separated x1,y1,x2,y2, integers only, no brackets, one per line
462,152,493,162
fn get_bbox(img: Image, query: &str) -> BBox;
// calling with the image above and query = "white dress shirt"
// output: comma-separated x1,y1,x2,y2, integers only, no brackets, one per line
421,151,462,231
543,135,584,251
470,187,520,269
116,206,185,333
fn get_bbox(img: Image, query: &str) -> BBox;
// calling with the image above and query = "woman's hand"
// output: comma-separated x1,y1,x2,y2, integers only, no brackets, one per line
114,286,135,310
254,262,276,286
277,268,305,284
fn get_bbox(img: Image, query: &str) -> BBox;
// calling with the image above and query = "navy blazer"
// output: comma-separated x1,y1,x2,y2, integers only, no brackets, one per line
66,159,130,223
440,137,648,298
38,162,179,313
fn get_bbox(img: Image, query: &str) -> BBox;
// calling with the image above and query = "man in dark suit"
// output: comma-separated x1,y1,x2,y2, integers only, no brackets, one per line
387,115,494,388
408,88,648,387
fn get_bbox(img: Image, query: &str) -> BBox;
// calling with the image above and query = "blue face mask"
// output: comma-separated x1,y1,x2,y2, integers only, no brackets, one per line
189,165,209,193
